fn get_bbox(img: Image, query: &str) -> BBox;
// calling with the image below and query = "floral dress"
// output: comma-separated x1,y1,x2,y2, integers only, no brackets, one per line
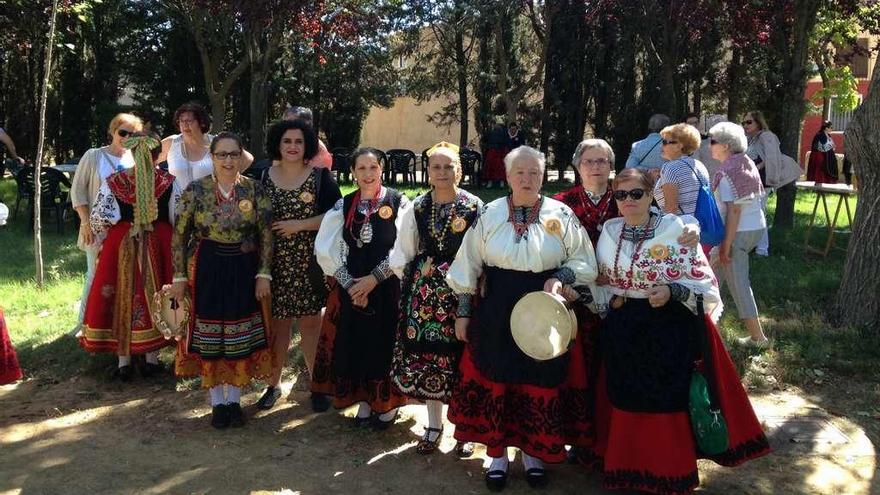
389,190,483,401
264,167,341,318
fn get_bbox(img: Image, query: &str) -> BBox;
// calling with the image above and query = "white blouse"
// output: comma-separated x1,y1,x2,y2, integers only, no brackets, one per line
445,196,597,295
89,179,182,237
314,188,411,286
593,214,722,319
167,134,214,189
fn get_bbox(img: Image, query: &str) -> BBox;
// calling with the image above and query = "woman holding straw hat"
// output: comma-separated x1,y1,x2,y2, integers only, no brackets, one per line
389,141,482,455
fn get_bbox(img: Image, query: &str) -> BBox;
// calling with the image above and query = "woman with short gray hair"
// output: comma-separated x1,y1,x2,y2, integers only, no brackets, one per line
554,139,618,244
709,122,769,347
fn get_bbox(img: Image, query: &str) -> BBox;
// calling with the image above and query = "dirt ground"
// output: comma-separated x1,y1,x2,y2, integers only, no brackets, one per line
0,372,877,495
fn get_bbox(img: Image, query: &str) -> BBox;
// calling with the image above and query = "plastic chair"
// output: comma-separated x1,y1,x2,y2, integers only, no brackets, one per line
385,149,417,185
460,148,482,186
14,166,70,233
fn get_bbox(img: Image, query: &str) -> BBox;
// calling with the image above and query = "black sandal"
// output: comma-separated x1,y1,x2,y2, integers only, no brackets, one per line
485,470,508,492
416,427,443,455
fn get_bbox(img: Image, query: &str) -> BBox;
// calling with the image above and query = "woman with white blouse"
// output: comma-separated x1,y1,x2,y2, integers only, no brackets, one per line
445,146,597,491
70,113,140,338
158,102,254,189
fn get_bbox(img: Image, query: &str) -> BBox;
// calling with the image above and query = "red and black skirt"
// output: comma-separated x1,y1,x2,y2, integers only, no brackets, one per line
447,267,595,463
481,147,510,181
311,279,407,413
585,299,771,495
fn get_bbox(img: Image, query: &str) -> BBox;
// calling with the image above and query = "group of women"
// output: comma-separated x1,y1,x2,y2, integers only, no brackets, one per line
72,102,770,494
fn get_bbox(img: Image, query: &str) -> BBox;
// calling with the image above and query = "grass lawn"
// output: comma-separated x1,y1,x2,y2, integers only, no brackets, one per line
1,175,877,405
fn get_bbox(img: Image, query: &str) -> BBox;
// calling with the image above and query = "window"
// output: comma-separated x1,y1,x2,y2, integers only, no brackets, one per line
826,95,862,132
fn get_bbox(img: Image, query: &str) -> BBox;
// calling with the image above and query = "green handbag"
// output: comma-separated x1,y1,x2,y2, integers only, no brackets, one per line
688,295,729,455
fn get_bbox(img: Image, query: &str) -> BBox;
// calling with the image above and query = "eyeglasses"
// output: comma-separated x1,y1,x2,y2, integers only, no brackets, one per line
178,118,197,126
213,151,242,160
661,139,678,146
581,157,610,166
709,139,719,145
741,119,754,125
117,129,135,138
612,188,646,201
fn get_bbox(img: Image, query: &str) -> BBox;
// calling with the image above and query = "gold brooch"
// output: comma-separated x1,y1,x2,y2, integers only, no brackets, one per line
649,245,669,260
238,199,253,213
544,218,562,236
378,205,393,219
299,191,314,203
452,217,467,233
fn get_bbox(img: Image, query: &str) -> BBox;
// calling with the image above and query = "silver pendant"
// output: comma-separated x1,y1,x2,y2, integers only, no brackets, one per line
357,239,364,248
359,222,373,245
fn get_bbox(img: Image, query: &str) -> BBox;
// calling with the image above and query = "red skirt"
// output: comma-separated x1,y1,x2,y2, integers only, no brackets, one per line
481,148,510,181
80,222,174,356
585,315,771,495
807,150,838,184
311,280,407,413
447,313,598,463
0,308,23,385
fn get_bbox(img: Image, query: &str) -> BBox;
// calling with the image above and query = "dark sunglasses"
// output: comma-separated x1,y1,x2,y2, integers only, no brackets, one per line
117,129,136,138
741,119,754,125
661,139,678,145
613,188,646,201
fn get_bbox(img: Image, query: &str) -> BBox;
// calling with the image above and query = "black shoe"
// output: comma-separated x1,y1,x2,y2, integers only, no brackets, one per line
141,362,162,378
485,470,508,492
525,468,549,489
372,410,398,431
211,404,231,429
310,392,331,412
416,427,443,455
227,403,246,427
112,365,134,382
256,386,281,410
352,415,372,428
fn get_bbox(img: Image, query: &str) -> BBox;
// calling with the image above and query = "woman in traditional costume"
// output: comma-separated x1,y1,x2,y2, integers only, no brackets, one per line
256,119,341,411
588,168,770,494
80,133,180,379
806,120,838,184
311,148,408,429
169,132,273,429
446,146,597,491
70,114,141,335
389,141,482,455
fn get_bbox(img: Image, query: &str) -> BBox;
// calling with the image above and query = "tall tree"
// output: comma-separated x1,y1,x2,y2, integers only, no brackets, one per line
835,63,880,330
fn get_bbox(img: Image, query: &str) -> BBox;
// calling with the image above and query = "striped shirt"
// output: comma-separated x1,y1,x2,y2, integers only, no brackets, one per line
654,156,710,215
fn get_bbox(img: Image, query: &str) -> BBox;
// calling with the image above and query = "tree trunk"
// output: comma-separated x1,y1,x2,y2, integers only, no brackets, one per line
835,66,880,330
772,0,822,229
33,0,60,288
454,27,469,148
727,47,742,120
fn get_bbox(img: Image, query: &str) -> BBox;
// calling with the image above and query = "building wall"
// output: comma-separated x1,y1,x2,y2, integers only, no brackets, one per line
359,96,477,154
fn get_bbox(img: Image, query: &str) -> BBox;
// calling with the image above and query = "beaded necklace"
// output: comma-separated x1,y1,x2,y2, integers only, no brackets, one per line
507,195,543,241
429,190,461,252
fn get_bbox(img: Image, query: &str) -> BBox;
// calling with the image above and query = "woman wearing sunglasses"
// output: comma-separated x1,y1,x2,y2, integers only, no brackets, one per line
312,147,409,430
741,110,780,256
169,132,274,429
70,113,142,343
655,124,711,218
587,168,770,494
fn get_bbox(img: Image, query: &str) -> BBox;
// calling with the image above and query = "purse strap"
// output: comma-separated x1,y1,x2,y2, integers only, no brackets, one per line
696,294,721,410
